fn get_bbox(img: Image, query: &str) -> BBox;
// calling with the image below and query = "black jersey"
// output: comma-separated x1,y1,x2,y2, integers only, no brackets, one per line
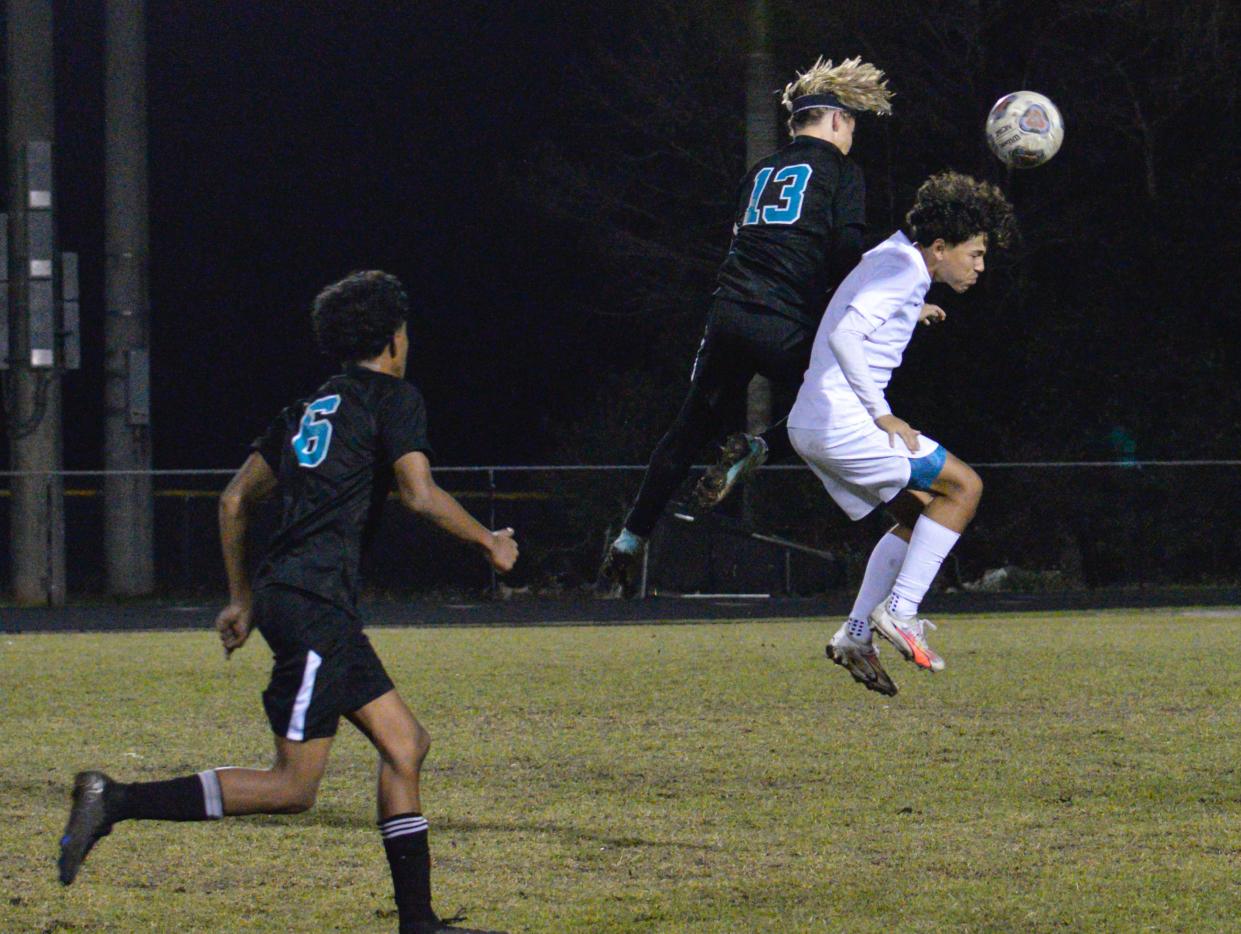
714,135,866,328
251,364,432,611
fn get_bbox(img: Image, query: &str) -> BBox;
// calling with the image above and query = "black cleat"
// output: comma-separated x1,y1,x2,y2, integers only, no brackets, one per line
403,913,508,934
692,433,768,511
58,770,115,885
595,535,645,599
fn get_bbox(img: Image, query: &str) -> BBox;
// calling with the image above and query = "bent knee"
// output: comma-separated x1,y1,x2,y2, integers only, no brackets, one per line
964,468,983,502
415,724,431,758
279,784,318,814
283,795,315,814
270,772,320,813
954,467,983,514
407,725,432,768
384,726,431,780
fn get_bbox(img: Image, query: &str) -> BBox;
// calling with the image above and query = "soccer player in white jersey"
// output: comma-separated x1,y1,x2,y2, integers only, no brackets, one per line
787,172,1016,695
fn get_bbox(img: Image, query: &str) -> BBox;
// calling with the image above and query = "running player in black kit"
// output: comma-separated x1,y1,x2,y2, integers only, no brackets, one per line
598,57,897,595
58,272,516,934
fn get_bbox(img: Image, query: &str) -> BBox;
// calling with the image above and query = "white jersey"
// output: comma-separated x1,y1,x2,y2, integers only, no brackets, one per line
787,230,931,432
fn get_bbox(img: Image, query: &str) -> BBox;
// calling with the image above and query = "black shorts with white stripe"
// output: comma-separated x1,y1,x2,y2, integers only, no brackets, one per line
254,586,394,741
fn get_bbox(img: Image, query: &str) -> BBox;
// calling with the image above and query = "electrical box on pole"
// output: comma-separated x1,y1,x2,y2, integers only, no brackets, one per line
25,141,55,368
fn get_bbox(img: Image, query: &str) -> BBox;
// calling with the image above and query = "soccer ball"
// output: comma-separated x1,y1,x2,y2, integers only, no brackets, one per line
985,91,1064,168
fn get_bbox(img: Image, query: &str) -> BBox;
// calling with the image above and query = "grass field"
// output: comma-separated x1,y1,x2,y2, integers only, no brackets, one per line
4,609,1241,933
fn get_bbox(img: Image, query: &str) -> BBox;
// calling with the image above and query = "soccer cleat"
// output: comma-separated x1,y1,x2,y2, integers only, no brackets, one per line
403,913,508,934
595,529,645,599
692,433,768,510
58,771,116,885
826,623,898,696
869,602,945,672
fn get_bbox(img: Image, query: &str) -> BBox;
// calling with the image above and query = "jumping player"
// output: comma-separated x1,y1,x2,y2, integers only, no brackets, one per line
787,172,1016,695
597,57,895,596
58,272,516,934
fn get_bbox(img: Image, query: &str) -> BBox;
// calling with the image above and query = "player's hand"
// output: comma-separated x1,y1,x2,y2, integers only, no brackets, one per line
875,414,921,454
919,303,946,326
486,528,519,573
215,601,253,658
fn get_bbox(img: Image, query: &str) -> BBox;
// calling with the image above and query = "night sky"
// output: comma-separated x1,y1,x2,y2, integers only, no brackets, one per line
11,1,1241,472
44,0,599,469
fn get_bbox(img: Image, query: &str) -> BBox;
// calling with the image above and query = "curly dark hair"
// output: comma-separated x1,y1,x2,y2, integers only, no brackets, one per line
311,270,409,363
905,171,1018,249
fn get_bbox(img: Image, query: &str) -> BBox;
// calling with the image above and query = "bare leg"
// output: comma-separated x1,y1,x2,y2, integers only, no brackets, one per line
216,735,333,815
347,689,431,820
878,454,984,651
885,490,931,540
349,689,437,929
922,454,983,533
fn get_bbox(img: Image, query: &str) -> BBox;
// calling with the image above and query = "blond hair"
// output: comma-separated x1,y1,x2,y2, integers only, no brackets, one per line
781,57,893,130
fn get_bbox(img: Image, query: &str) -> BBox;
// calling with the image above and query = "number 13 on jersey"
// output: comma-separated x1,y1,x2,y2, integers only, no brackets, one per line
743,163,813,226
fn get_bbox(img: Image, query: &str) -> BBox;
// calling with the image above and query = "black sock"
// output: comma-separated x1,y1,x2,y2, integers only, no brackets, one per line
380,812,432,925
107,771,222,822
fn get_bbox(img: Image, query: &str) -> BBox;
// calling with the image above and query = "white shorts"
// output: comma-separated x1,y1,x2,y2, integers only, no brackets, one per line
789,423,948,521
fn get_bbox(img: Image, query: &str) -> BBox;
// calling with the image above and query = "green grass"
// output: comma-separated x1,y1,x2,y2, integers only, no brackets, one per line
4,609,1241,932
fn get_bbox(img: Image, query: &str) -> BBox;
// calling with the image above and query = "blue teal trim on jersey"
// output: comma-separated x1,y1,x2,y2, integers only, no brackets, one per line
907,445,947,492
291,394,342,468
761,164,812,224
742,166,774,226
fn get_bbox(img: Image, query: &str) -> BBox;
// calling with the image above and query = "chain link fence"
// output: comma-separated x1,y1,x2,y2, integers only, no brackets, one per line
1,462,1239,600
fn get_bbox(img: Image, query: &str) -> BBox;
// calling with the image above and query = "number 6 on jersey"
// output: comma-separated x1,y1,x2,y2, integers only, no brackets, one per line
291,394,341,468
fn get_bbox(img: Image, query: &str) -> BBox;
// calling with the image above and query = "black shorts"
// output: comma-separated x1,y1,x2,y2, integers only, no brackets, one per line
253,586,395,742
692,299,815,394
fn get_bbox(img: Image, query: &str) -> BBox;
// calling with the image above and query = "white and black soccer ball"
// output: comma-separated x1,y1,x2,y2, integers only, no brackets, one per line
985,91,1064,169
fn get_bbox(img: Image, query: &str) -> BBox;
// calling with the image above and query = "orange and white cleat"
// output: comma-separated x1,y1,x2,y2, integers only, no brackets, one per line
869,601,945,672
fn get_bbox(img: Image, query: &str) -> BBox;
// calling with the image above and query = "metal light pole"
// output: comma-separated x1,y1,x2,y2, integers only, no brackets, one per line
5,0,66,605
104,0,154,595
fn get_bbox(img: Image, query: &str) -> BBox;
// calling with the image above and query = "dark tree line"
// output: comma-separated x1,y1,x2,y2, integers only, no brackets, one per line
504,0,1240,587
529,0,1240,465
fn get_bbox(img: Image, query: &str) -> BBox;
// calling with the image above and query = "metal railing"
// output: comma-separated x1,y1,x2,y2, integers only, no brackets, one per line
1,460,1239,599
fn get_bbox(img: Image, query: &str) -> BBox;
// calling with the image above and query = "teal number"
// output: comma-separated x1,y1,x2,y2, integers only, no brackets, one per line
291,394,342,468
742,163,813,226
742,167,774,225
762,164,812,223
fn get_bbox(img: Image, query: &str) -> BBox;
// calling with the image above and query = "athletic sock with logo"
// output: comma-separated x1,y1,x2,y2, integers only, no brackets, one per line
850,531,909,629
380,812,433,926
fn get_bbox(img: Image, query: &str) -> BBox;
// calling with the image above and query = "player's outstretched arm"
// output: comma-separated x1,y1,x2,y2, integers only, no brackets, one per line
393,451,518,573
216,452,277,656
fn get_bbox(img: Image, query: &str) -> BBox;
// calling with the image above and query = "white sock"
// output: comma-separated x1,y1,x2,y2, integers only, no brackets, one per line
850,532,908,623
846,617,871,641
890,515,960,618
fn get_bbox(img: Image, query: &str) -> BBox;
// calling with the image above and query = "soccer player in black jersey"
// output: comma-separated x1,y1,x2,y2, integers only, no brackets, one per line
598,57,897,595
58,272,516,934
